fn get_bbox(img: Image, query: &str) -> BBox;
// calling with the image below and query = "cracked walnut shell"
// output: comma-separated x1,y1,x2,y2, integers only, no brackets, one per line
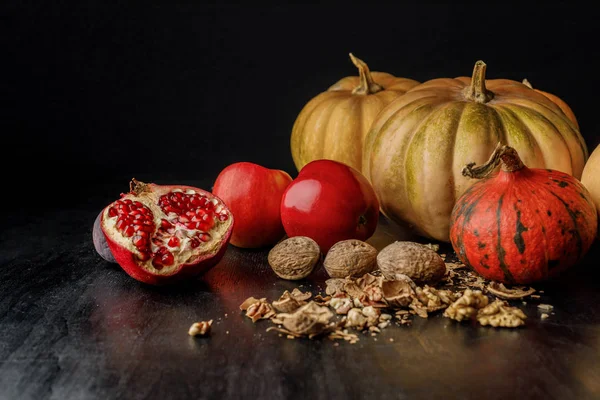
323,239,377,278
377,241,446,284
268,236,321,280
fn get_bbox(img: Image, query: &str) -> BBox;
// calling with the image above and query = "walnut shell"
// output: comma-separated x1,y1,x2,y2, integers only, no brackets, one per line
377,241,446,284
268,236,321,280
323,239,377,278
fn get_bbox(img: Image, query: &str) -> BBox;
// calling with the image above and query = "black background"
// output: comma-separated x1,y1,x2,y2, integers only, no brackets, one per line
3,2,600,211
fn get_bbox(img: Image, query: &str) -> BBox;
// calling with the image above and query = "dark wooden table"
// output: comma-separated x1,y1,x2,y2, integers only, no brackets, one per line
2,182,600,400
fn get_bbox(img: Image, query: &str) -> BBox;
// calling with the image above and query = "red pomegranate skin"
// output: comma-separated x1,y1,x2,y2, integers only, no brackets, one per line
280,159,380,253
104,231,230,286
450,168,597,285
212,162,292,248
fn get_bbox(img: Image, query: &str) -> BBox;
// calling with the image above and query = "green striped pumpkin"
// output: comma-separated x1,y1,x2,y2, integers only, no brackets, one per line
363,60,588,242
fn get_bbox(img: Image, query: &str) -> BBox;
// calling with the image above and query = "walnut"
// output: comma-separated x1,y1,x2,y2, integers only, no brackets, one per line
323,239,377,278
486,282,536,299
188,320,213,336
477,299,527,328
239,297,276,322
274,301,335,337
443,289,489,322
268,236,321,280
377,241,447,284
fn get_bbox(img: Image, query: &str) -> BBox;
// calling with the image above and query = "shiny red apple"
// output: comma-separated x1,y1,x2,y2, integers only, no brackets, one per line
212,162,293,248
280,159,380,253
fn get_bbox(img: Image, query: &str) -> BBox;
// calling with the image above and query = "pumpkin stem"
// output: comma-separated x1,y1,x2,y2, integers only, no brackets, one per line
522,78,533,89
462,142,525,179
463,60,494,104
349,53,384,95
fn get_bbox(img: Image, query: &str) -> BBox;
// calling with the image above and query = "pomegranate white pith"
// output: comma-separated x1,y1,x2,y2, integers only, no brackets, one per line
100,180,233,276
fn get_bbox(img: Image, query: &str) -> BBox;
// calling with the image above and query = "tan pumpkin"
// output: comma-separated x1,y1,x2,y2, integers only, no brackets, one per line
290,53,419,172
581,144,600,219
363,60,588,242
522,78,579,130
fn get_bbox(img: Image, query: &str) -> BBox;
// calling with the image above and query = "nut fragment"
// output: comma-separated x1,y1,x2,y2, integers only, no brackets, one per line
377,241,447,284
323,239,377,278
188,320,213,337
477,299,527,328
443,289,489,322
272,290,305,313
486,282,536,299
240,297,276,322
268,236,321,280
275,301,335,337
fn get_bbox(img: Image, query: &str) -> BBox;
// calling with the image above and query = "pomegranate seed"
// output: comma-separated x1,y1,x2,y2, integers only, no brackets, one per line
123,199,132,205
152,259,164,270
161,251,174,266
108,207,118,217
199,233,211,242
161,219,173,229
218,213,229,221
185,221,197,230
152,238,163,246
205,202,214,211
138,230,148,237
137,252,151,261
168,236,180,247
123,225,135,237
116,218,126,231
134,201,143,208
190,238,200,248
199,220,214,231
132,235,147,247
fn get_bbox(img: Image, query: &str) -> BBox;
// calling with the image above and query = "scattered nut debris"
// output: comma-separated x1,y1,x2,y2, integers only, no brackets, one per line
540,313,549,320
241,249,535,344
486,282,536,299
188,320,213,337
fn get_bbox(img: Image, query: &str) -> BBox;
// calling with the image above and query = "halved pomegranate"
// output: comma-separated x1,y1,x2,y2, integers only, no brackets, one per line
100,178,234,285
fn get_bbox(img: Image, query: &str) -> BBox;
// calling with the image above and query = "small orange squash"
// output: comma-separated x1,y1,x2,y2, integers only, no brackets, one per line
290,54,419,172
363,60,588,242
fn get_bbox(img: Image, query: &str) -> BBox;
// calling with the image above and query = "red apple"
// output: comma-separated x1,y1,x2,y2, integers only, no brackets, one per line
212,162,293,248
280,159,379,253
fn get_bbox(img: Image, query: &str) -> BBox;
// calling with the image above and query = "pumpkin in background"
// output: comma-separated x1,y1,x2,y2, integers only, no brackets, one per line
290,53,419,173
522,78,579,130
581,144,600,220
449,143,597,284
363,60,588,242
